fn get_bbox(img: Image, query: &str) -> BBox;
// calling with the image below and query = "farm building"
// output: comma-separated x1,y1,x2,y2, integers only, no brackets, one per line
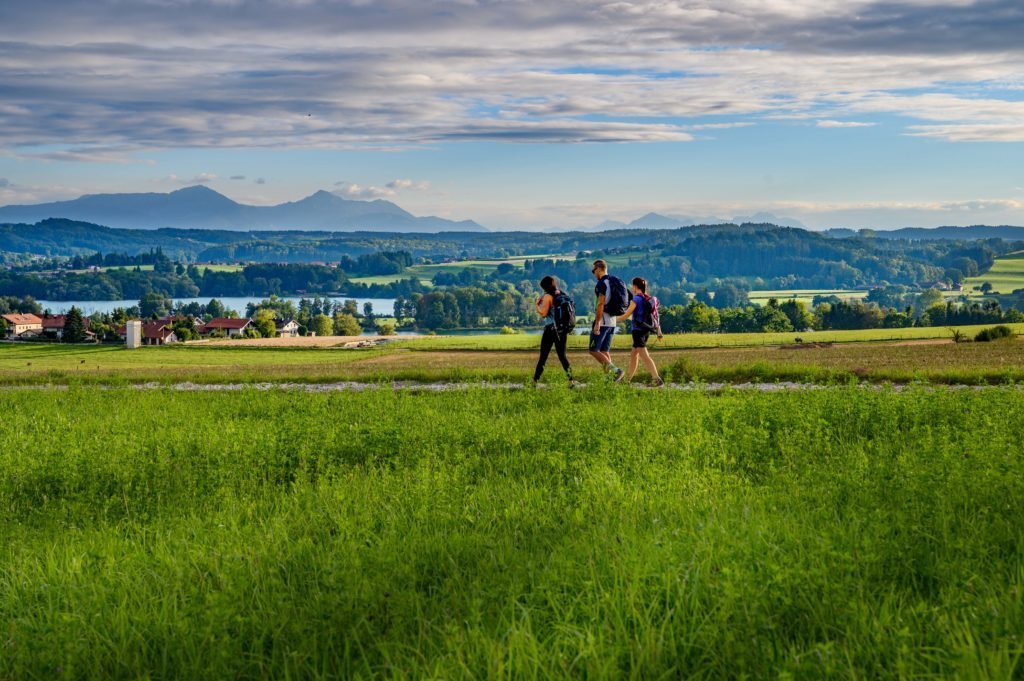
203,317,253,337
142,321,177,346
276,319,300,337
2,313,43,338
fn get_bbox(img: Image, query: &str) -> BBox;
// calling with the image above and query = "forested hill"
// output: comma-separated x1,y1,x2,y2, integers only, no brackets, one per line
825,225,1024,240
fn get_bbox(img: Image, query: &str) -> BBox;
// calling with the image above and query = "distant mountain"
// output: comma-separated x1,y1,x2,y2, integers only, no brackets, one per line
0,186,486,232
824,225,1024,241
591,211,804,231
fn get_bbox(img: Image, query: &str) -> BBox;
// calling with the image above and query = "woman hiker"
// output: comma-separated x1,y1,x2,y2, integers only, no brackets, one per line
534,275,575,386
615,277,665,386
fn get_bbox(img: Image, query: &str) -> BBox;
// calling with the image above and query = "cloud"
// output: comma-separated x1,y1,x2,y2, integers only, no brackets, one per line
0,178,10,188
229,175,246,180
0,0,1020,155
385,178,431,191
189,173,217,184
334,181,395,199
255,177,266,185
816,120,876,128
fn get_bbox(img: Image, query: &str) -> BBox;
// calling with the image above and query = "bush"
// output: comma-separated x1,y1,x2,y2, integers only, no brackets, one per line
974,325,1016,342
377,322,396,336
499,326,520,335
665,356,705,383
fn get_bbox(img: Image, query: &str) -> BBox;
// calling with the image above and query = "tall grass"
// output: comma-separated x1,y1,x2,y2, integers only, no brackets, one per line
2,387,1024,678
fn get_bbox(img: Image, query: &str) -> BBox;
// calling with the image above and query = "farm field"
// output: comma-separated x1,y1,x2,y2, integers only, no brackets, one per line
349,254,575,286
1,324,1023,386
748,289,868,306
2,386,1024,678
965,251,1024,294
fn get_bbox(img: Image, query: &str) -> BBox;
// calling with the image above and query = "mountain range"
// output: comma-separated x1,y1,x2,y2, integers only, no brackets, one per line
584,212,807,231
0,186,486,233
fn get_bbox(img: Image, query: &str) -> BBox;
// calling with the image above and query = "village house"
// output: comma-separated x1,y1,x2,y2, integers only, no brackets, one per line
275,319,300,337
2,313,43,339
40,314,93,341
202,317,253,337
116,320,179,346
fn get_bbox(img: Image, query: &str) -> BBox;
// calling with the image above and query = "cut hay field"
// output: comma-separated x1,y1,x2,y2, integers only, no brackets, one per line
747,289,868,306
2,386,1024,678
966,251,1024,294
1,323,1023,386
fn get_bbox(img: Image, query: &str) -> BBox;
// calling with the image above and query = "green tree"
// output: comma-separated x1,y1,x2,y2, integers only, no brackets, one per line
377,322,396,336
981,282,994,294
252,309,278,339
312,314,333,337
139,292,172,319
778,300,813,331
333,312,362,337
0,318,8,337
62,306,88,343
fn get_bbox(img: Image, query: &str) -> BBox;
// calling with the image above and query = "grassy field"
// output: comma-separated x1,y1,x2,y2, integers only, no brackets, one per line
2,386,1024,678
965,251,1024,294
1,324,1023,386
748,289,868,306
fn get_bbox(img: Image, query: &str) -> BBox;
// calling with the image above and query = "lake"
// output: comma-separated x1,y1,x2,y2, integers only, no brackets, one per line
36,296,399,317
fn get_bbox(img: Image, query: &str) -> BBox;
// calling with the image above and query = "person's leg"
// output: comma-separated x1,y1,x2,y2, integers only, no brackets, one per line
639,347,660,381
590,328,614,369
534,326,555,382
627,347,641,381
601,327,624,380
553,330,573,380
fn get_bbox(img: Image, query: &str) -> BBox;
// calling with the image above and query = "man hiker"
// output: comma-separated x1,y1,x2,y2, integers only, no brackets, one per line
588,259,628,381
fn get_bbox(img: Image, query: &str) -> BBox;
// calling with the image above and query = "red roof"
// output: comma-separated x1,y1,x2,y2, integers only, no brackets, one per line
41,315,91,330
142,321,175,340
204,317,251,330
2,313,41,326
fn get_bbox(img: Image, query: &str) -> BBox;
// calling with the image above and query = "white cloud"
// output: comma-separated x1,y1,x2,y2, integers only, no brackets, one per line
189,173,217,184
333,181,395,199
385,178,431,191
816,120,876,128
0,0,1020,152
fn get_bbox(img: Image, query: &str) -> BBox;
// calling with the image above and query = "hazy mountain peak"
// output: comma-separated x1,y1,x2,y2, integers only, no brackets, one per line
0,187,481,232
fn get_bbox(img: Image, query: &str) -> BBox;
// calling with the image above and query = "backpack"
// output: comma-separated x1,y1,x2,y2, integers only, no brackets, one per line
550,292,576,334
638,293,661,333
599,275,630,316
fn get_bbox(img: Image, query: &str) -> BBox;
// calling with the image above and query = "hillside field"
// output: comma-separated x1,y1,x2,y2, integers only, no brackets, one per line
966,251,1024,294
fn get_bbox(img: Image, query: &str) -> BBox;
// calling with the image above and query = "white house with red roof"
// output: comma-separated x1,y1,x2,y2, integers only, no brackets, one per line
2,313,43,338
202,317,253,337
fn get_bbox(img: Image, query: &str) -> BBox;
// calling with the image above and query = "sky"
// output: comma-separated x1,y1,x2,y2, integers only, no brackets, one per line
0,0,1022,230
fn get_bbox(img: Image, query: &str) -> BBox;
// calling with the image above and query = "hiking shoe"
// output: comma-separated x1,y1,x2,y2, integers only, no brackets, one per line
614,368,626,383
654,377,665,388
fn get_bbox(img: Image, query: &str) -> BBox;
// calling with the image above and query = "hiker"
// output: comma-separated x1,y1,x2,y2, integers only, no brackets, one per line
534,276,575,385
616,277,665,386
589,259,629,381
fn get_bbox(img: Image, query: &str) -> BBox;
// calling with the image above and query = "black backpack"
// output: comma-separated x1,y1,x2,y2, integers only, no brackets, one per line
600,275,630,316
550,292,576,334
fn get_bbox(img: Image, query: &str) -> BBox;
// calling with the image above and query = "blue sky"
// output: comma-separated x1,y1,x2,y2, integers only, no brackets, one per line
0,0,1022,230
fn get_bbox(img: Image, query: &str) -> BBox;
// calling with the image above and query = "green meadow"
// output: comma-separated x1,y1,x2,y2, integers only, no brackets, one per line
2,386,1024,678
966,251,1024,294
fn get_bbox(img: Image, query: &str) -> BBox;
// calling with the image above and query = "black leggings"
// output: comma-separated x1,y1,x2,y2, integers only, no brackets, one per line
534,326,572,381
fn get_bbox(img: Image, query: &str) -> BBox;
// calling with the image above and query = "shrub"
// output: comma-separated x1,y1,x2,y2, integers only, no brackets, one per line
974,325,1016,342
499,326,520,335
666,356,705,383
377,322,396,336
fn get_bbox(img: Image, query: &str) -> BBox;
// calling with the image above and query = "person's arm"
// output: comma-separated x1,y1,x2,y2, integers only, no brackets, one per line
536,294,552,317
593,294,605,333
616,300,635,323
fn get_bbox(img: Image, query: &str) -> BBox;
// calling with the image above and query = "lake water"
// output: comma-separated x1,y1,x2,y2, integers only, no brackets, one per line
36,296,399,317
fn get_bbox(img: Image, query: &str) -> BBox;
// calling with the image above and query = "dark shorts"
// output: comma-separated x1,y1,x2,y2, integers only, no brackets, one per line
632,330,650,349
589,326,614,353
